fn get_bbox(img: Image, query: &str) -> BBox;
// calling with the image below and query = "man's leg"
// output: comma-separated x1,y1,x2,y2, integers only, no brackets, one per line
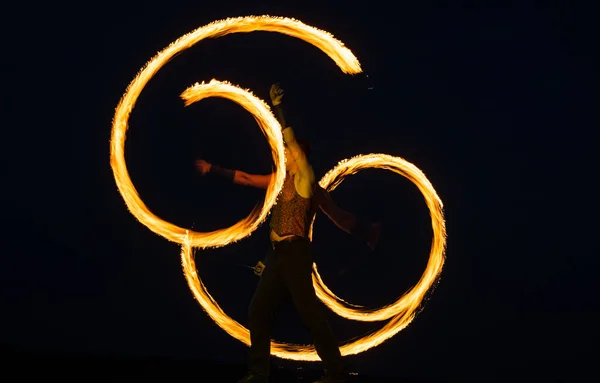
281,241,344,376
247,250,286,379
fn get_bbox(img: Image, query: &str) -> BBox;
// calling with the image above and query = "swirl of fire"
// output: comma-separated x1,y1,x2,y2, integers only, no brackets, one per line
110,16,446,361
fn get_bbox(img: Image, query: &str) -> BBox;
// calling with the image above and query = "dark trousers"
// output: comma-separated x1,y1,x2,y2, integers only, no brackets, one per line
248,238,343,377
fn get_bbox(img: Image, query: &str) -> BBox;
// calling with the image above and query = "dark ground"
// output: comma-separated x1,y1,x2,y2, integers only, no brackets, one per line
0,345,400,382
2,343,585,382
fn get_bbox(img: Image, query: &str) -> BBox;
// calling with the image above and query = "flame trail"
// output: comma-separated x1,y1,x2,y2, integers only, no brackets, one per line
310,154,446,322
180,154,446,360
110,15,361,248
110,15,446,361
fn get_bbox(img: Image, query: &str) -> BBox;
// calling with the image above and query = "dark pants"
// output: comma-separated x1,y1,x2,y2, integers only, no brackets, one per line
248,238,343,378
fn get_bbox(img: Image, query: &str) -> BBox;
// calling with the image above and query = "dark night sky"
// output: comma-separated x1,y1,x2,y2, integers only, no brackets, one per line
3,1,597,381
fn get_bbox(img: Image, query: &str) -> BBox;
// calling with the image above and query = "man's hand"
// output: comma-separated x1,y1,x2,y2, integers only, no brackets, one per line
194,159,211,175
252,260,266,276
270,83,284,106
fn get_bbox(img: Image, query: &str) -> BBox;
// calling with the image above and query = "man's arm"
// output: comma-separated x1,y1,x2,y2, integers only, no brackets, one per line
283,127,314,181
270,84,315,184
195,159,272,189
314,186,357,234
234,170,272,189
315,186,382,251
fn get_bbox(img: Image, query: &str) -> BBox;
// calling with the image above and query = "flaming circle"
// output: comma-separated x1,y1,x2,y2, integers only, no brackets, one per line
181,153,446,361
110,15,446,362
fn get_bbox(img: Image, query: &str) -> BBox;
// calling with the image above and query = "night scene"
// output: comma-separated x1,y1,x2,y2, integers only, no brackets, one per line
3,2,595,382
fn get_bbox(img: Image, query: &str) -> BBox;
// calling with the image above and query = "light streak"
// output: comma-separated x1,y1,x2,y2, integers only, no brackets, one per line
310,154,446,324
110,15,446,362
110,15,361,247
180,154,446,360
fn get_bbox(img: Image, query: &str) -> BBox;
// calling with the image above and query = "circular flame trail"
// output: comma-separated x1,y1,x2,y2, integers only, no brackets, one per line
310,154,447,322
180,153,446,361
110,15,362,248
110,15,446,362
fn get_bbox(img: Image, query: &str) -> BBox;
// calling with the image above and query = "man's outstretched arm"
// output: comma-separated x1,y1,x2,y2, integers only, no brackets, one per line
194,159,273,189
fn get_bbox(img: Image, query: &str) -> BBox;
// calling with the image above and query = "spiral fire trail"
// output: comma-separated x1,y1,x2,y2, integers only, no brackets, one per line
110,15,446,361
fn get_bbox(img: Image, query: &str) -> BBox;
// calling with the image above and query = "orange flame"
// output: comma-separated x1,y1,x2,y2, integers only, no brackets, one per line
109,15,446,361
180,154,446,361
110,15,361,247
310,154,446,323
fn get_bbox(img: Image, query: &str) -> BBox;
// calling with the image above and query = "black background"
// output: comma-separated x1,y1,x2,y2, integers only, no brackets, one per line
3,1,597,381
